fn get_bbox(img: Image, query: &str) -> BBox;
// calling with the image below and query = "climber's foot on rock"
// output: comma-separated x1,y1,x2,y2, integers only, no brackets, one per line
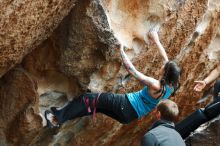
44,110,59,128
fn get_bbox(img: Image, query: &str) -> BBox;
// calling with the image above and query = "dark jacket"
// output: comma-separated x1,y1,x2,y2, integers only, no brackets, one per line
141,120,186,146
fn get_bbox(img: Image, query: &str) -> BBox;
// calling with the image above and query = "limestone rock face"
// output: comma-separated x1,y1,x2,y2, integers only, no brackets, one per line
0,0,77,77
1,0,220,145
100,0,183,48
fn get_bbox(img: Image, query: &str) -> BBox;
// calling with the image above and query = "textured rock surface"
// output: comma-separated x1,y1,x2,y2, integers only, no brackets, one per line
185,116,220,146
22,37,83,99
0,68,42,145
57,0,120,92
1,0,220,145
0,0,76,77
22,0,120,97
39,91,68,114
100,0,183,48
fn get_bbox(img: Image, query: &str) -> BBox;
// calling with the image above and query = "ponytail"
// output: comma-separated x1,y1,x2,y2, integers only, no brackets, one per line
162,61,181,96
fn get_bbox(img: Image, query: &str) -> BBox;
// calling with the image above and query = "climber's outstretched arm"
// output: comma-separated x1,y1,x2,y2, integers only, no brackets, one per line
120,46,160,90
194,63,220,92
148,30,169,64
203,63,220,84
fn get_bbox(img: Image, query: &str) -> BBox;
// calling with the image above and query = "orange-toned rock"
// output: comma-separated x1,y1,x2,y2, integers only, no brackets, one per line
0,0,77,77
1,0,220,145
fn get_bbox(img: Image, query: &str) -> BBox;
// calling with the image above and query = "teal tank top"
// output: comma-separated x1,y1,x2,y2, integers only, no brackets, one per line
126,84,173,118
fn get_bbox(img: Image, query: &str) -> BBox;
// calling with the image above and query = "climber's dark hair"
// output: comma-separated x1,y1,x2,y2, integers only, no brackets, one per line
160,61,181,95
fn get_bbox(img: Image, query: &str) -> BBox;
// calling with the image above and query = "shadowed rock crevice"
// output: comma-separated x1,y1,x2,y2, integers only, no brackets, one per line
0,68,42,145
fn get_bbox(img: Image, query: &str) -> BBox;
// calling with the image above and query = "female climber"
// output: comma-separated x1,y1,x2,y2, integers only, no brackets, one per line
44,29,181,127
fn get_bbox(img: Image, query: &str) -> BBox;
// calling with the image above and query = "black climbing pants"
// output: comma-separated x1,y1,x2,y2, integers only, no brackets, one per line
213,80,220,101
51,93,138,124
